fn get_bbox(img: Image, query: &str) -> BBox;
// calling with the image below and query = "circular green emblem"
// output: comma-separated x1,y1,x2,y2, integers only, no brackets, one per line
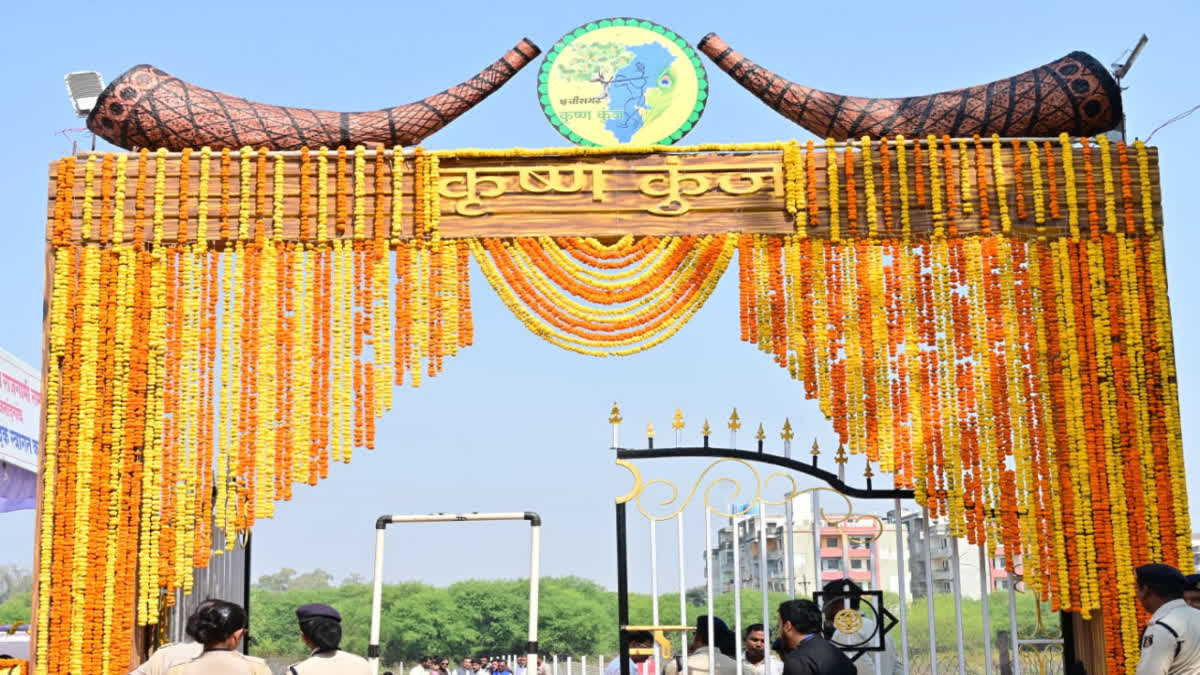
538,18,708,147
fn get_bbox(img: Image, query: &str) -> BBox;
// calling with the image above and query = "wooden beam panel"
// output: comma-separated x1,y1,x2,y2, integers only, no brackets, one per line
46,143,1163,245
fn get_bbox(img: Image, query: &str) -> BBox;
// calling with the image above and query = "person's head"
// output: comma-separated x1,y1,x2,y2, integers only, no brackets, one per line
296,603,343,652
778,599,823,650
691,616,734,657
186,599,248,649
442,659,452,670
627,630,655,664
821,579,863,623
1185,574,1200,610
537,655,545,665
423,656,436,668
1135,563,1186,613
497,661,509,672
475,657,489,671
464,658,474,669
744,623,766,663
518,656,528,667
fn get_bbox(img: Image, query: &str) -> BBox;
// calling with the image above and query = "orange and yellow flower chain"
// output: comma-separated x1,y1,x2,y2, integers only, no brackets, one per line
38,138,1186,675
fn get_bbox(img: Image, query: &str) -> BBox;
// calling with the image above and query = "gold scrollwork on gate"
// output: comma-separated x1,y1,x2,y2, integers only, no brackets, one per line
615,460,885,533
1017,644,1064,675
1017,596,1064,641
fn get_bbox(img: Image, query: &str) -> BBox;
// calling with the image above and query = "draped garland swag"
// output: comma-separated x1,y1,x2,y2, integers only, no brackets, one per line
38,136,1187,675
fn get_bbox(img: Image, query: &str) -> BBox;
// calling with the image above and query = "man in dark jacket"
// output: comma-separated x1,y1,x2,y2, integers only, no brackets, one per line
776,599,855,675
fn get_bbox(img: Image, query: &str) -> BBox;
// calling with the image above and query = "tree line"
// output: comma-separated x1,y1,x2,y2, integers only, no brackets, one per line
0,566,1050,665
247,569,1047,663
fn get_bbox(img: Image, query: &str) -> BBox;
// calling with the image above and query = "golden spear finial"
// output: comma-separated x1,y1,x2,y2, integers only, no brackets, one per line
702,418,712,436
864,460,875,479
835,443,848,465
672,408,685,431
781,418,795,441
811,437,821,456
728,408,742,432
646,421,656,438
755,423,766,441
609,402,623,425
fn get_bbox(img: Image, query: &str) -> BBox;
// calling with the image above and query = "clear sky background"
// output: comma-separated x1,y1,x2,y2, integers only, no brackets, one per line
0,0,1198,595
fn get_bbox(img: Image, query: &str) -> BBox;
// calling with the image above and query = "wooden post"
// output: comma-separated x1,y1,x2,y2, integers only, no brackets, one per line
1071,611,1106,675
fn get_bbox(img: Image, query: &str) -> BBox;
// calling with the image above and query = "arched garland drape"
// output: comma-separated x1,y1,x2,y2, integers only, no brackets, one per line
37,137,1187,675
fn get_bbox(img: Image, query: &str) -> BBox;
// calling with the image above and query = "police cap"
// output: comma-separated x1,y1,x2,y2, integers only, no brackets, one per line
295,602,342,622
1135,563,1186,595
1186,573,1200,592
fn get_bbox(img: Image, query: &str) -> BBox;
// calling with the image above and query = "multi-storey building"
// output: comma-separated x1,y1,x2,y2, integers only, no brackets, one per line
898,510,1022,597
705,509,790,593
704,499,1019,599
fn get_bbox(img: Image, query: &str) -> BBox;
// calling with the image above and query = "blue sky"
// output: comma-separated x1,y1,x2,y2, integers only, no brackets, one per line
0,0,1198,593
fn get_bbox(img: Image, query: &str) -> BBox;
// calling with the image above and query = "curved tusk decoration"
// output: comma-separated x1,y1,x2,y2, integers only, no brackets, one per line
87,39,541,151
698,33,1121,139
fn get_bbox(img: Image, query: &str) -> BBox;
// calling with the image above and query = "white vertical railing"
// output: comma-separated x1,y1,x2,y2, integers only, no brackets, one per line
979,547,993,675
894,499,910,675
811,490,822,597
705,510,715,675
649,520,661,673
758,508,771,669
678,513,688,675
1007,572,1021,675
949,537,966,675
732,512,743,675
921,508,938,675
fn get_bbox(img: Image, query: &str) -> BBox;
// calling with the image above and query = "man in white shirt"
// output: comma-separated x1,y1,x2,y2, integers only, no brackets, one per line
742,624,783,675
821,580,902,675
663,617,738,675
1135,563,1200,675
411,655,435,675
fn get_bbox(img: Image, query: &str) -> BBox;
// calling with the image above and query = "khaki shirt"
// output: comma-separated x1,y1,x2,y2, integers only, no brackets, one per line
165,649,271,675
288,649,372,674
129,642,203,675
663,649,739,675
1137,599,1200,675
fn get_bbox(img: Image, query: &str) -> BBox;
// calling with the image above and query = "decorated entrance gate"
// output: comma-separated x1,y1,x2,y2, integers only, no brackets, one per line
37,134,1191,675
33,78,1192,675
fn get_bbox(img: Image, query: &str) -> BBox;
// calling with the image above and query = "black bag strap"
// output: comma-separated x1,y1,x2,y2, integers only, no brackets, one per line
1154,620,1183,658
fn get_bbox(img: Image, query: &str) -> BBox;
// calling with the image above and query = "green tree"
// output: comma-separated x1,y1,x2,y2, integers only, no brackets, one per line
0,591,32,624
256,568,298,591
291,569,334,590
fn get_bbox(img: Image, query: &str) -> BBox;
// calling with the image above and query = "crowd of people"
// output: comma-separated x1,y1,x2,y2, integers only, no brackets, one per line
398,654,551,675
118,568,1200,675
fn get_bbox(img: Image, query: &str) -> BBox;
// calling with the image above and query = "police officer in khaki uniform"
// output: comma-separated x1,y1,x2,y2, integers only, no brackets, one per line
165,599,270,675
1136,564,1200,675
128,641,202,675
286,602,370,675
